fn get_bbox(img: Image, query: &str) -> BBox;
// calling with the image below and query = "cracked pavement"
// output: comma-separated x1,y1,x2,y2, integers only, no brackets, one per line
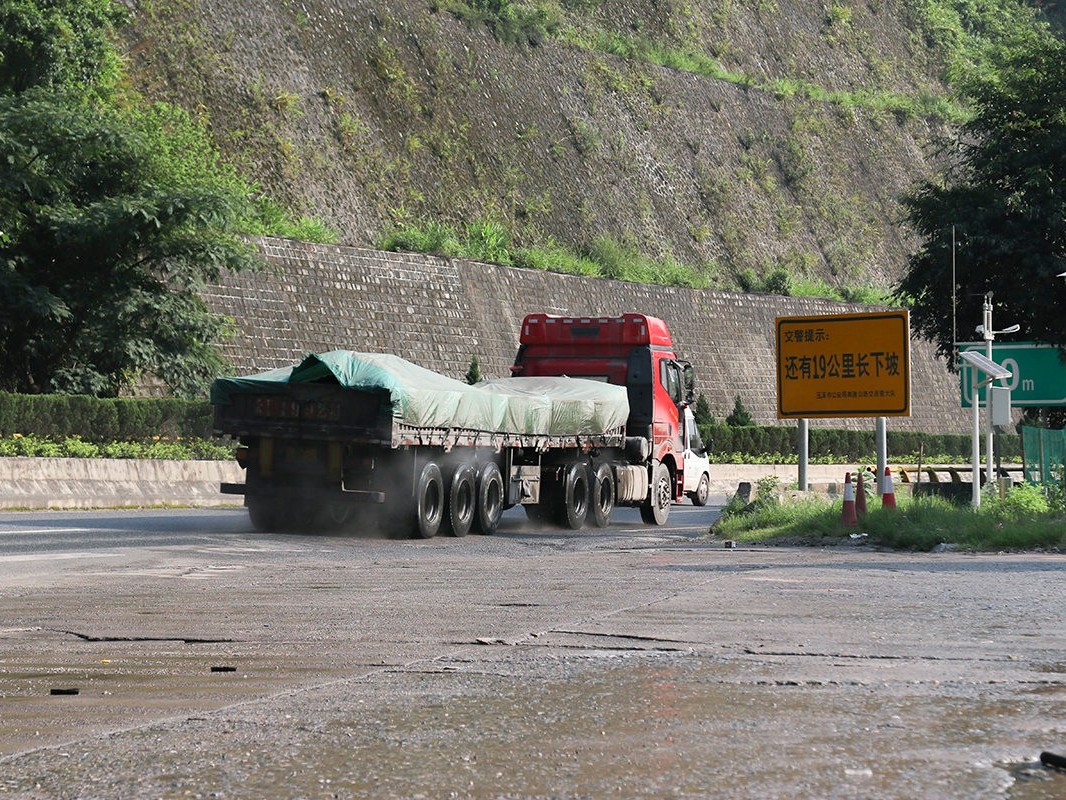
0,507,1065,799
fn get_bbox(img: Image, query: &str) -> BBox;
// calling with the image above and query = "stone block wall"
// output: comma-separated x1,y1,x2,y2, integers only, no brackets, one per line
201,237,966,432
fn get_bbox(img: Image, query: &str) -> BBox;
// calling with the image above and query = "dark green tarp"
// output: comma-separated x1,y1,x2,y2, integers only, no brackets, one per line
212,351,629,435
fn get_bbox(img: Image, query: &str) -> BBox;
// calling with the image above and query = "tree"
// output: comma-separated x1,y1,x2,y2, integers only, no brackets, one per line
692,393,713,426
0,90,259,396
0,0,123,96
897,33,1066,363
464,356,483,385
0,0,311,397
726,394,753,427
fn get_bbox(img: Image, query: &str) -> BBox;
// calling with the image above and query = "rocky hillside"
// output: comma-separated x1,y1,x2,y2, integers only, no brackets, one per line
119,0,1040,293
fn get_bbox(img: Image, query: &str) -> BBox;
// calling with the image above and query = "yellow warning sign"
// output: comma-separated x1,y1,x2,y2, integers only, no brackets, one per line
776,311,911,418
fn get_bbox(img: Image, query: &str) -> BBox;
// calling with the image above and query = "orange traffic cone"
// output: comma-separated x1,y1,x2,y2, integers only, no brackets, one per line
855,470,867,516
841,471,858,527
882,467,897,509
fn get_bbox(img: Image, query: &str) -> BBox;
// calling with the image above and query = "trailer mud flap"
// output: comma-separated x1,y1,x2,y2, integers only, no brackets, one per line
509,465,540,506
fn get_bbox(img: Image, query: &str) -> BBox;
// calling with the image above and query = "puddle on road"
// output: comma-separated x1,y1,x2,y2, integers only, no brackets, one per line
6,651,1058,800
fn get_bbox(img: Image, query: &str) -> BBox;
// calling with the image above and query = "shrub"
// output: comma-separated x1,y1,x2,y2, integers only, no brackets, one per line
0,434,234,460
726,395,754,427
0,393,213,441
983,481,1050,520
465,356,483,385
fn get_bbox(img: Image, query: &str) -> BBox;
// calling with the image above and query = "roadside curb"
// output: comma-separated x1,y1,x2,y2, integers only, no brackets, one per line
0,458,991,511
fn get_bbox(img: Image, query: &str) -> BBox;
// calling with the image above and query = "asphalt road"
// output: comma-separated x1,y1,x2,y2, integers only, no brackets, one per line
1,504,1064,800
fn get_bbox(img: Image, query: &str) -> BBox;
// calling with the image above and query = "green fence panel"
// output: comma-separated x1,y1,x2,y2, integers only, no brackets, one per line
1022,426,1066,487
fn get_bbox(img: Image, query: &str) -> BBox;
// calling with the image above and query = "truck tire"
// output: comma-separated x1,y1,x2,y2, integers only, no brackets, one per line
524,503,553,525
558,462,589,530
413,461,445,539
473,462,504,535
309,502,354,532
590,463,615,528
247,499,284,532
640,461,672,526
691,473,710,507
445,463,476,537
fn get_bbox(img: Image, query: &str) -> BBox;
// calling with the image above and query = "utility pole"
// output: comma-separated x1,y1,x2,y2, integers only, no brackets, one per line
982,293,995,488
978,293,1020,492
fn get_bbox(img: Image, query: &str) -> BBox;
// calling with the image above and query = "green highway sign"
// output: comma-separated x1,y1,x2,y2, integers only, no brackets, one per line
959,341,1066,407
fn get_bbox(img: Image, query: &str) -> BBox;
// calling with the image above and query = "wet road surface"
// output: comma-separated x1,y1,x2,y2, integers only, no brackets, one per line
1,505,1064,799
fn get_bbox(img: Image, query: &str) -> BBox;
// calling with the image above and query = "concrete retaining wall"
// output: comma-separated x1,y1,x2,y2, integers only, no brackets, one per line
0,458,244,510
201,237,967,433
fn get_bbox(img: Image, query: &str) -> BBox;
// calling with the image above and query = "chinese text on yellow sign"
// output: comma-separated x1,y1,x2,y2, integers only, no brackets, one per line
775,311,911,418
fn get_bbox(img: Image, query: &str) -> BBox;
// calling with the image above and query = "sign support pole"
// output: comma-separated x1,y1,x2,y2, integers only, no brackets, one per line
798,418,809,491
875,417,887,493
972,368,982,508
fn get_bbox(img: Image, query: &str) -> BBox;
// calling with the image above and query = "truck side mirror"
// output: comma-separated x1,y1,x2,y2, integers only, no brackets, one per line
681,362,695,405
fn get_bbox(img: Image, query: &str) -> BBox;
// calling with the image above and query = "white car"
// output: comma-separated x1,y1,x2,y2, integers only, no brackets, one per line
681,407,711,506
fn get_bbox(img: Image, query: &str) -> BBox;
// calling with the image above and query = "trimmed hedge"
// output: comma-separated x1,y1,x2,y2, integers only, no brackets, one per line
0,392,1023,462
0,392,213,442
700,422,1022,462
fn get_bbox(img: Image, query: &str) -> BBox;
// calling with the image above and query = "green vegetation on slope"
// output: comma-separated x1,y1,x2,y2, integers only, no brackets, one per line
378,217,890,301
407,0,1058,298
563,28,962,123
440,0,1055,121
117,0,1060,307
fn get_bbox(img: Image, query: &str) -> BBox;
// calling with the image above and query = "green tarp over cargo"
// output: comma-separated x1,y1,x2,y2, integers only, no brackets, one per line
210,351,629,435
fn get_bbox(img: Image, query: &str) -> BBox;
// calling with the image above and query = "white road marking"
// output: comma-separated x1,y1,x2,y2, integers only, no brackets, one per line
0,528,106,535
0,551,122,563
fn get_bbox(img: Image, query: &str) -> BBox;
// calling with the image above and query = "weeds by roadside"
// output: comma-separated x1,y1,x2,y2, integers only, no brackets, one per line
713,478,1066,551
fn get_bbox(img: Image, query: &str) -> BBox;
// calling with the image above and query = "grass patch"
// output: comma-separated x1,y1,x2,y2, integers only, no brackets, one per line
714,481,1066,551
566,30,965,123
378,218,889,299
378,219,714,288
440,2,972,123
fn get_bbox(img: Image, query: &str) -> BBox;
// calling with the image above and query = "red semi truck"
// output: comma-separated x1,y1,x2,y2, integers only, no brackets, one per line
212,313,699,537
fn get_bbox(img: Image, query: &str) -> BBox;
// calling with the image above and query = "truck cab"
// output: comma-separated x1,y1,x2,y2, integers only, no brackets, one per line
511,313,694,501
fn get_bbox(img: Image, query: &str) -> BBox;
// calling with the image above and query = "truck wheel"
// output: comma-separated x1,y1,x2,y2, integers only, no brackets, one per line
247,499,283,532
315,502,354,532
558,463,589,530
691,473,710,507
445,463,476,537
473,462,504,535
640,461,672,526
413,461,445,539
590,463,615,528
524,503,553,525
